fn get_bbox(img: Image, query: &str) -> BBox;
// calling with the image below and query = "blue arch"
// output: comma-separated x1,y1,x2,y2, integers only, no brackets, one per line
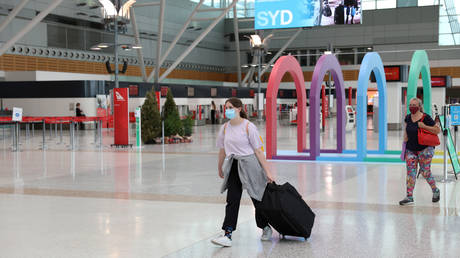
356,52,387,160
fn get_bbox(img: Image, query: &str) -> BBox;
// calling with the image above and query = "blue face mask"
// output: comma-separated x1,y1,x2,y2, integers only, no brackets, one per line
225,109,236,119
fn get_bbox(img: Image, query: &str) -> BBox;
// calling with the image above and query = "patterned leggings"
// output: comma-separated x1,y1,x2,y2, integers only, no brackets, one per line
405,147,437,197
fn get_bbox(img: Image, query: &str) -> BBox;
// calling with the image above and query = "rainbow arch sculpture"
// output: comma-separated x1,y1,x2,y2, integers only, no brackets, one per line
265,51,432,163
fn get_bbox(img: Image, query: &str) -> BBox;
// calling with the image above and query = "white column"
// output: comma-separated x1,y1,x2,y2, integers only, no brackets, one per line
386,82,404,129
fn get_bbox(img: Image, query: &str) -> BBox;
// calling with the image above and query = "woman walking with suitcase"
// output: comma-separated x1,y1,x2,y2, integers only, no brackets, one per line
211,97,274,247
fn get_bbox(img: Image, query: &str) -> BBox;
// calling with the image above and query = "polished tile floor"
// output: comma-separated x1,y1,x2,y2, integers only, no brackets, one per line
0,120,459,257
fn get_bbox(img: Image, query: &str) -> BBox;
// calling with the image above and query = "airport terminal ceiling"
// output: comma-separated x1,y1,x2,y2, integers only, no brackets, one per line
1,0,460,73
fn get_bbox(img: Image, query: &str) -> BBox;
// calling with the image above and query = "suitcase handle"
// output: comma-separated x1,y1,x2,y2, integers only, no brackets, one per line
266,182,280,191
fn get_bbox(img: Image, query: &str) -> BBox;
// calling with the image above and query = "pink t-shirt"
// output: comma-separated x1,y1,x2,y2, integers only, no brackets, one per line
216,120,263,156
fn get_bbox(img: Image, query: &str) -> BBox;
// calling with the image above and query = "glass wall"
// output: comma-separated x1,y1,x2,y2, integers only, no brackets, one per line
439,1,460,45
362,0,438,10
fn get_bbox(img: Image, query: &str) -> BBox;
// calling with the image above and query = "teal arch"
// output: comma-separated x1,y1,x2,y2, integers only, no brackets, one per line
407,50,432,116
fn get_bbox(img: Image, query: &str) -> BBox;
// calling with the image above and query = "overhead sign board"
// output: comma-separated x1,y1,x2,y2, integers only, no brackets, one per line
431,76,451,87
255,0,362,30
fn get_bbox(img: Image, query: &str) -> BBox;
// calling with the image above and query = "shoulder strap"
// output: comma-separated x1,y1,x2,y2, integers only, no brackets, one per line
421,113,426,122
224,122,228,134
246,120,249,136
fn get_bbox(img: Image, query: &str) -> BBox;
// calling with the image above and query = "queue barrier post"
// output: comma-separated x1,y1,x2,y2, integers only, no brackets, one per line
12,122,18,152
49,122,52,139
93,119,98,144
70,120,75,151
26,123,30,140
98,119,102,148
59,121,63,144
41,119,46,150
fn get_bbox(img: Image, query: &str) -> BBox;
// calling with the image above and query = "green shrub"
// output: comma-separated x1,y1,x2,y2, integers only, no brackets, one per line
141,90,161,143
182,114,193,136
163,89,184,136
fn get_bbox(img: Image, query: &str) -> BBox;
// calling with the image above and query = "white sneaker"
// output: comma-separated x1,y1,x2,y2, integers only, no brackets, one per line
211,235,232,247
261,226,272,241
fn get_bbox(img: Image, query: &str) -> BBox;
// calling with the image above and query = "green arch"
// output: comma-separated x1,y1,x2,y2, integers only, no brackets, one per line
407,50,432,116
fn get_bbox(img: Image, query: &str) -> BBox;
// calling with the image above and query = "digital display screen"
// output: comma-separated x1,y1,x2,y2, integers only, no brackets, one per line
431,76,446,87
255,0,362,30
384,67,401,81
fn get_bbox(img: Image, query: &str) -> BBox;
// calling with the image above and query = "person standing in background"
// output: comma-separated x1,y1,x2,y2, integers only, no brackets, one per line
75,103,85,130
211,101,217,124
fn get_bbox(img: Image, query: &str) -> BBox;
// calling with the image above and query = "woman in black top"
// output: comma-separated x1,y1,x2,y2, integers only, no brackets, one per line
400,98,441,205
211,101,217,124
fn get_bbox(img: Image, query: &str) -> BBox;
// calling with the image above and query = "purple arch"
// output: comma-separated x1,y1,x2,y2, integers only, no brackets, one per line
309,54,346,159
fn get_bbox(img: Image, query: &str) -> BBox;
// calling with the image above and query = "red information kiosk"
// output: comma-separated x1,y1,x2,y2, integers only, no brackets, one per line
112,88,130,147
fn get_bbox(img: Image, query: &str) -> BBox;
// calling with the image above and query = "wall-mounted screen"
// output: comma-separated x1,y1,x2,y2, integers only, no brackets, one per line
371,66,407,82
255,0,362,30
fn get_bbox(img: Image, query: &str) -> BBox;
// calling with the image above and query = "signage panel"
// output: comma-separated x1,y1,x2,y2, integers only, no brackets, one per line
129,85,139,96
160,86,169,97
12,107,23,122
113,88,129,146
450,105,460,126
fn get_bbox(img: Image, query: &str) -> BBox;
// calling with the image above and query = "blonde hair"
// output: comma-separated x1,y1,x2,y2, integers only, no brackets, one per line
409,97,423,112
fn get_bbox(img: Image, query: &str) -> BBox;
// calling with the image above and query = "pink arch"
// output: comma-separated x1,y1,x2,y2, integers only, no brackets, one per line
266,56,307,159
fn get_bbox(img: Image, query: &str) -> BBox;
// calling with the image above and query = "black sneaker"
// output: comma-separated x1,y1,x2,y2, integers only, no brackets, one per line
399,197,414,206
432,188,440,203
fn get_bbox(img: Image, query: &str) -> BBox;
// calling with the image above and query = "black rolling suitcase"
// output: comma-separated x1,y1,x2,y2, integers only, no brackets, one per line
258,182,315,239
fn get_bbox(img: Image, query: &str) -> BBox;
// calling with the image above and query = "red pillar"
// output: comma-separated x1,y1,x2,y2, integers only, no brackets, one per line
155,92,161,111
348,87,352,105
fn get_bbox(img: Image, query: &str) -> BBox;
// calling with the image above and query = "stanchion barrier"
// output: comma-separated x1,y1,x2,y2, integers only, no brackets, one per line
2,116,104,151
